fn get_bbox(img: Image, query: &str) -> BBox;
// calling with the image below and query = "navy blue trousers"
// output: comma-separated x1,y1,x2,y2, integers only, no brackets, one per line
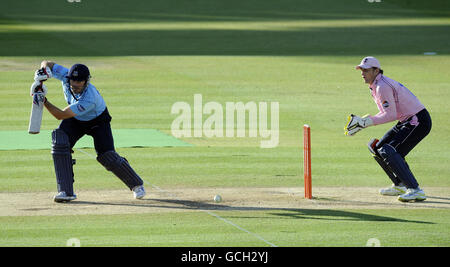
377,109,432,158
375,109,432,188
58,108,115,155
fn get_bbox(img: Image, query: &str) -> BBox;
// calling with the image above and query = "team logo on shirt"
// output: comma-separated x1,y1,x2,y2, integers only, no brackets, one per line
77,104,86,112
382,101,389,108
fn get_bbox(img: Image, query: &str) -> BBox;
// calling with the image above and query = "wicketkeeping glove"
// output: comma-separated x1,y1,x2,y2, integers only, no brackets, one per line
344,114,374,136
34,66,52,82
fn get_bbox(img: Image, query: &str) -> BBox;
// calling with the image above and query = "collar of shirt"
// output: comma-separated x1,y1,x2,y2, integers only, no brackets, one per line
369,73,383,90
72,85,89,99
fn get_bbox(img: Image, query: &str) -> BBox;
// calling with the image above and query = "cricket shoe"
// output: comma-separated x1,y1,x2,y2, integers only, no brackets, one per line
54,192,77,203
379,184,407,196
398,188,426,202
132,185,146,199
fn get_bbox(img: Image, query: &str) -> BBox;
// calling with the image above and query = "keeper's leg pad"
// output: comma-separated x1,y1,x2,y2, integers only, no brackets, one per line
372,155,403,185
377,144,419,189
97,151,143,190
51,129,74,195
368,138,402,185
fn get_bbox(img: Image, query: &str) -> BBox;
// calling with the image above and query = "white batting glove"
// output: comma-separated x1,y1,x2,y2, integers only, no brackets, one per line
344,114,373,136
34,66,52,82
30,81,48,96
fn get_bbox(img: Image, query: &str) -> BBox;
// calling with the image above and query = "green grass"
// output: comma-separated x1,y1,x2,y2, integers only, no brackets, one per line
1,209,449,247
0,0,449,247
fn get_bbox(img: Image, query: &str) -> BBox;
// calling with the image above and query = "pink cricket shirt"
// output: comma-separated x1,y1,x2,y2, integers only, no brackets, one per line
369,74,425,125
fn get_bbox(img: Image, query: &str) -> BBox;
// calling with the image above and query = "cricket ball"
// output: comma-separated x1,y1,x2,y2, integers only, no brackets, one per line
214,195,222,203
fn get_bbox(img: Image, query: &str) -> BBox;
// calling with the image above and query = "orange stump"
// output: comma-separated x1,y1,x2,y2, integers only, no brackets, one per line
303,124,312,199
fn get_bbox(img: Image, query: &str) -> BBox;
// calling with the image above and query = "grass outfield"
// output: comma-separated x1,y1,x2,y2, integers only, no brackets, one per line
1,209,449,247
1,0,450,247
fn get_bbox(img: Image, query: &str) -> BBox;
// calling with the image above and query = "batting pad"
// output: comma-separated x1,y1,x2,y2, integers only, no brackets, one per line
0,129,192,150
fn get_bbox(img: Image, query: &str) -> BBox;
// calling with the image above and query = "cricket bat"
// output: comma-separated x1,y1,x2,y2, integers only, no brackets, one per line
28,91,45,134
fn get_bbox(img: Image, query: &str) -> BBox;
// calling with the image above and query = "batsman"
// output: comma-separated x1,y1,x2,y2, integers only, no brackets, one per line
31,61,146,202
345,57,432,202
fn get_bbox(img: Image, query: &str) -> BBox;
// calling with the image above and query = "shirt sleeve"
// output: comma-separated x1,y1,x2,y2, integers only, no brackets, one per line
52,64,69,81
69,99,96,117
369,84,398,125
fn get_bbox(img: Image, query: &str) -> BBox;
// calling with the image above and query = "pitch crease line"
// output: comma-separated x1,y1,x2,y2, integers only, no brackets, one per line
76,148,278,247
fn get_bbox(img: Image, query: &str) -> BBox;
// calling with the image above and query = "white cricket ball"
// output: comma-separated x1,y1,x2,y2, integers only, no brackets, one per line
214,195,222,203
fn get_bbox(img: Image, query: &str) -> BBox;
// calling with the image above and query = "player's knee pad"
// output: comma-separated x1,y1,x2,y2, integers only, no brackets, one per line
377,143,397,160
97,151,143,190
51,129,74,195
97,150,121,171
52,129,70,155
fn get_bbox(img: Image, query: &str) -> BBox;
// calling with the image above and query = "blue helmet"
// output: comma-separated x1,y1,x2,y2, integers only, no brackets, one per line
67,64,91,82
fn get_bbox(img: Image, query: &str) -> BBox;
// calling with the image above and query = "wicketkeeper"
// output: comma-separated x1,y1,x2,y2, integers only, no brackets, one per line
31,61,146,202
345,56,432,202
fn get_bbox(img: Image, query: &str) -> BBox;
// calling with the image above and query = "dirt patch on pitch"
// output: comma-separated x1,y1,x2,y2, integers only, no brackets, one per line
1,187,449,217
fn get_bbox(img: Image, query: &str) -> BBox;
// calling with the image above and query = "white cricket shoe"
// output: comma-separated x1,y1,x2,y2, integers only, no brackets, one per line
132,185,146,199
379,184,407,196
54,192,77,203
398,188,426,202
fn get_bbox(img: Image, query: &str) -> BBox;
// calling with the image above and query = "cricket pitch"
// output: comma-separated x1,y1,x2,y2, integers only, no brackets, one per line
1,187,449,217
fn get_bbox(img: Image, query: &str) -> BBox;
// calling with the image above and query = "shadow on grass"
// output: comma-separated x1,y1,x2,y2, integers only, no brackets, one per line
1,0,449,56
2,0,449,24
72,198,434,224
267,209,433,224
1,25,449,57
